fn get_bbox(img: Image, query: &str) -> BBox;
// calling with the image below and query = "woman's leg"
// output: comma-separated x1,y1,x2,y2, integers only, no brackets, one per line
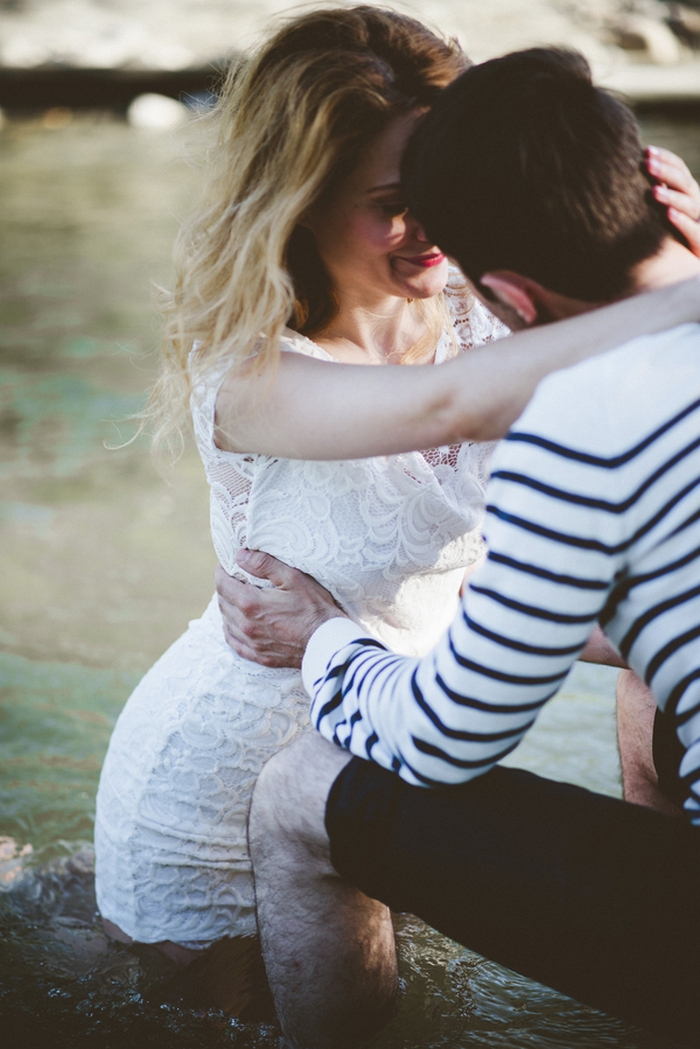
102,919,275,1019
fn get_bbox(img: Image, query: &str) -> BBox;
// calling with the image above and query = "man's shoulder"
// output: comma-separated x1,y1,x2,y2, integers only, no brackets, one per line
510,323,700,457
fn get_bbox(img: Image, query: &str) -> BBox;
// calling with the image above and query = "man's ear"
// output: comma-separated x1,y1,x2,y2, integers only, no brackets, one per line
480,270,594,325
479,272,539,326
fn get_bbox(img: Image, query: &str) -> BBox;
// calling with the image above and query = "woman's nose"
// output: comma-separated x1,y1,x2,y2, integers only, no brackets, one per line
406,212,429,241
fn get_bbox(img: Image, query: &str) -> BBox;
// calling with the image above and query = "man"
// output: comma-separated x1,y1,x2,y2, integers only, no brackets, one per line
218,49,700,1048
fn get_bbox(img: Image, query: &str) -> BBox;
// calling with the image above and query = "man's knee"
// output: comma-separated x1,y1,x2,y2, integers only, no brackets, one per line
250,732,352,867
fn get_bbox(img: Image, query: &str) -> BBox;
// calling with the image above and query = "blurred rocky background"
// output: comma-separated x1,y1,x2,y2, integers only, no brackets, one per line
0,0,697,69
0,0,698,121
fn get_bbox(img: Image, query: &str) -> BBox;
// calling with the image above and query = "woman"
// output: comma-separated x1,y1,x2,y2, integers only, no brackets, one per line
94,5,700,1015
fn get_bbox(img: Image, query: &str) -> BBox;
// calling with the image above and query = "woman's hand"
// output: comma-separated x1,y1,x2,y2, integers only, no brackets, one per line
646,145,700,257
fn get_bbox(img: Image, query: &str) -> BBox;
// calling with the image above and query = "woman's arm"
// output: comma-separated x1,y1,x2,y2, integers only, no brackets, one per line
646,145,700,257
214,276,700,460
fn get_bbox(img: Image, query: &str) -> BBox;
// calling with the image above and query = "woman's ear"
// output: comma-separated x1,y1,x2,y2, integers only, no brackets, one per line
297,203,319,234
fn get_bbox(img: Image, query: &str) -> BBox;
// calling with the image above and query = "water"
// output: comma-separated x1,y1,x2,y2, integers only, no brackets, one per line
1,111,698,1048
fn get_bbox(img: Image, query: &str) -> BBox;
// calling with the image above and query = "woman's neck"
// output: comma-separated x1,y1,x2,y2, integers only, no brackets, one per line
314,296,427,365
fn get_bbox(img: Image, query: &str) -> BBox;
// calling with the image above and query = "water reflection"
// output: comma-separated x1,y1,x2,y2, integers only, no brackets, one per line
0,113,697,1047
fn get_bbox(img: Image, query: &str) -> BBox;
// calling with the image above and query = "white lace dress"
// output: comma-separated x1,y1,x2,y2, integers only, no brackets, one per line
94,286,506,947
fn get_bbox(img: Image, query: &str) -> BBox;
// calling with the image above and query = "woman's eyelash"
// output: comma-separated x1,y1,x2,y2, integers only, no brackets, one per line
378,202,408,216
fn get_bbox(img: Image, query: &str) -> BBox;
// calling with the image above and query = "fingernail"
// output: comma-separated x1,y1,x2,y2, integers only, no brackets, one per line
654,184,670,201
236,548,251,564
646,145,660,157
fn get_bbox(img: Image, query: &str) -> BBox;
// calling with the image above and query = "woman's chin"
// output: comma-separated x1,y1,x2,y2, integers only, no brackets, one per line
393,258,449,299
405,272,450,300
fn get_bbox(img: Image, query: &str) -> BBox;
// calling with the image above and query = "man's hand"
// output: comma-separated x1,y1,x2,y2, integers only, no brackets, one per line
215,550,348,669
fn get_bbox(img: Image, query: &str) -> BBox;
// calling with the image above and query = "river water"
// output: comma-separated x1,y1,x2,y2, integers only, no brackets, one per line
0,112,698,1048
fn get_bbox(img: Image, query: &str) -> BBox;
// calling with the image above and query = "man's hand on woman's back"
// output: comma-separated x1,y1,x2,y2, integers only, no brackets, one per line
215,550,346,668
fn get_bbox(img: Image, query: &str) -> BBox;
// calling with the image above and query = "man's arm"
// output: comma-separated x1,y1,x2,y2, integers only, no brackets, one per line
217,408,628,787
302,451,622,785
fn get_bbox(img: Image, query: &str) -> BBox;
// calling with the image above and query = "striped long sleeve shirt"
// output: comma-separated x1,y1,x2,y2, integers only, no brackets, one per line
302,324,700,820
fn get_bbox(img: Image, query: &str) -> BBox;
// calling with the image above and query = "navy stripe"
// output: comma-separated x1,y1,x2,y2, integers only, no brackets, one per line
470,584,596,624
663,670,700,723
397,755,461,787
365,732,379,760
599,541,700,625
411,671,534,743
505,397,700,466
645,622,700,686
343,651,398,700
412,734,524,770
337,709,362,748
667,505,700,541
448,635,569,685
492,434,700,514
315,686,345,725
435,672,559,713
486,505,619,553
620,583,700,659
312,638,385,692
461,608,587,658
332,719,348,748
487,550,609,590
488,470,700,556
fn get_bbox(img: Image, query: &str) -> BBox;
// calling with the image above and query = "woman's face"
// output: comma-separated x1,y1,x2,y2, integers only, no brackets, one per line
305,110,449,307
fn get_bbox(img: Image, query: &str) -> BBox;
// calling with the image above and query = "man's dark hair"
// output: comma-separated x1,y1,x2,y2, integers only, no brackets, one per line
402,48,670,302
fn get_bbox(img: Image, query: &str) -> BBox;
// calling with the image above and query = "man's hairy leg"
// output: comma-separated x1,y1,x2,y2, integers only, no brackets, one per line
249,733,399,1049
616,669,681,816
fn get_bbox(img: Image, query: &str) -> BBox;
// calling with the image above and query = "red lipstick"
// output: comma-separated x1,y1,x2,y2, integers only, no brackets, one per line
395,251,445,268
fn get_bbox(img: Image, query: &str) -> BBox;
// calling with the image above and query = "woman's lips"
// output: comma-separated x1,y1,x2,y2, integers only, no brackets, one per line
394,251,445,269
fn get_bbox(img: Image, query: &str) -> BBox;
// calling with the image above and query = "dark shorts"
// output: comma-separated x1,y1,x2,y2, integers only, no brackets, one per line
325,758,700,1046
653,706,688,809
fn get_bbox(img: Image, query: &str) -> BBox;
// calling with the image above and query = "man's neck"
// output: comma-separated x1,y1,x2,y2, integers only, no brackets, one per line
628,237,700,295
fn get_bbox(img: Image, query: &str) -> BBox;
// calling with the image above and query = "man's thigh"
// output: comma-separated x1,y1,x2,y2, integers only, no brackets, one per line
326,758,700,1046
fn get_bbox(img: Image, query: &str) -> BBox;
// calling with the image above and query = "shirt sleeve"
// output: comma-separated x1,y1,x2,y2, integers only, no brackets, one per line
305,406,628,787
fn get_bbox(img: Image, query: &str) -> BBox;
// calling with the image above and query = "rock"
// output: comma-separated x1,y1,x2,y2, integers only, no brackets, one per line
607,13,685,62
0,835,32,888
127,92,189,129
667,2,700,46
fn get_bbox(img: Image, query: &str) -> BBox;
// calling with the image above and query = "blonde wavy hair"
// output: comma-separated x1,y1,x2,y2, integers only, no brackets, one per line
150,5,469,457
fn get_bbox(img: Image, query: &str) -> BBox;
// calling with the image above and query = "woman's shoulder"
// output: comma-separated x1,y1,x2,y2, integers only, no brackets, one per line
279,327,337,363
190,327,333,406
443,266,510,351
